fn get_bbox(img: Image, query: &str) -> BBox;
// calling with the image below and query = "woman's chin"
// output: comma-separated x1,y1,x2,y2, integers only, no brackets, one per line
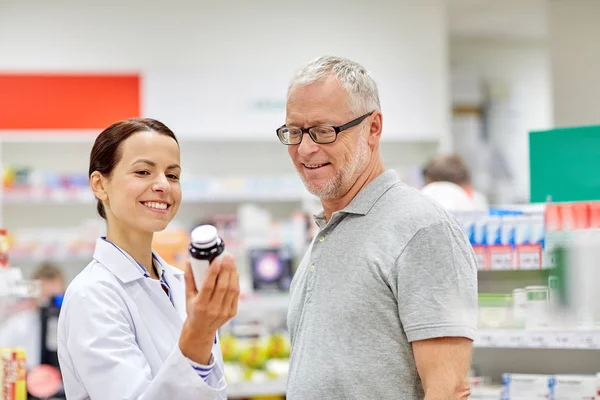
137,220,172,234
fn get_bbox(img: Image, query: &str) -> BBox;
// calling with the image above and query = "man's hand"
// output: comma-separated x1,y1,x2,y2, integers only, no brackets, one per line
412,336,473,399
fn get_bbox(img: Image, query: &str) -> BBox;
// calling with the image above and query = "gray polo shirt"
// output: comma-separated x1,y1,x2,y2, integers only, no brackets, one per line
286,170,478,400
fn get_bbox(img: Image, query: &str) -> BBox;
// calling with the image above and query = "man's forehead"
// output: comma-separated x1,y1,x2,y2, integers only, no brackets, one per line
285,110,337,126
289,76,344,99
286,88,350,125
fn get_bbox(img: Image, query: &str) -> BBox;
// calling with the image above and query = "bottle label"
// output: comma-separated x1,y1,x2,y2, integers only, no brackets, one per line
191,259,210,292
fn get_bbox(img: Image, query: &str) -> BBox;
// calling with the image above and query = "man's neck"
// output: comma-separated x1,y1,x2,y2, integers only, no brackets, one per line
106,224,156,279
321,161,386,222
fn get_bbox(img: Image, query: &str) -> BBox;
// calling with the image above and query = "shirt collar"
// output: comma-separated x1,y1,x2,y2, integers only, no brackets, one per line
313,169,400,227
93,238,184,284
152,251,185,281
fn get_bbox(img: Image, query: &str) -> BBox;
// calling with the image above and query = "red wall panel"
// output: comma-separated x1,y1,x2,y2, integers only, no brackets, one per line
0,74,140,130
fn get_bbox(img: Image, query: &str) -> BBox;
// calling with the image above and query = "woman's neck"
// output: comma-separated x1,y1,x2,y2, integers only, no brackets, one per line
105,225,157,279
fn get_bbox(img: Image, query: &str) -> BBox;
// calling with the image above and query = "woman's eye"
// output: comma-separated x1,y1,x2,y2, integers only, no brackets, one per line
167,174,180,180
135,170,150,176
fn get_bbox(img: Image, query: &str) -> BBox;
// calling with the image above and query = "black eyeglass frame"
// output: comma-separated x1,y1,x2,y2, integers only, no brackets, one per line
276,111,374,145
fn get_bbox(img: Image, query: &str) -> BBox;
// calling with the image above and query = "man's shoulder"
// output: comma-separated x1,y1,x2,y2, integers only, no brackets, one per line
374,181,459,231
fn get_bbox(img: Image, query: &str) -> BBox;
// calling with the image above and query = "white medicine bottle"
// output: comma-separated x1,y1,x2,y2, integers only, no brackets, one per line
189,225,225,291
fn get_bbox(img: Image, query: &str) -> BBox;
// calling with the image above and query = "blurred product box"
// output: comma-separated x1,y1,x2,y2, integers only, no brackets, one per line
478,284,553,330
469,386,502,399
552,375,597,400
249,248,294,292
501,373,554,399
455,209,545,270
468,376,492,387
501,373,599,400
0,348,27,400
478,293,513,329
545,201,600,232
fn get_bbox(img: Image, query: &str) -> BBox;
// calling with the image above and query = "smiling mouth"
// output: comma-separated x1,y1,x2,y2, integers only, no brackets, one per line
303,162,331,170
141,201,170,211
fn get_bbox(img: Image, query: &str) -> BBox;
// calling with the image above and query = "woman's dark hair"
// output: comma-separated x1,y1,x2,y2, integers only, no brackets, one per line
89,118,179,219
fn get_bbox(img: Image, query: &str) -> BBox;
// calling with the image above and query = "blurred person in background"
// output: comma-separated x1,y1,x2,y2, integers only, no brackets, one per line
278,56,477,400
421,153,489,211
0,262,65,369
56,118,239,399
34,262,66,304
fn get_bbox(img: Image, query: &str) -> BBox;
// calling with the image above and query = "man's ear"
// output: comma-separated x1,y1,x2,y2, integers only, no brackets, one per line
90,171,108,202
368,111,383,146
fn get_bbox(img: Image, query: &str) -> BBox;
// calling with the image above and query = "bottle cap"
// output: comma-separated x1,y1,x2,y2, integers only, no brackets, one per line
191,225,218,249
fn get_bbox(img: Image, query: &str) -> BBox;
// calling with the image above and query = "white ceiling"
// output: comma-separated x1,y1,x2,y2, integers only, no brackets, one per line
448,0,547,39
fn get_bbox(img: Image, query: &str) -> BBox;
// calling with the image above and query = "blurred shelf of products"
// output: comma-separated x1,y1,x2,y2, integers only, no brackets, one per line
220,318,290,399
467,373,600,399
0,242,64,399
2,164,310,204
472,201,600,334
0,163,307,399
466,201,600,398
0,229,293,399
3,160,600,398
474,329,600,350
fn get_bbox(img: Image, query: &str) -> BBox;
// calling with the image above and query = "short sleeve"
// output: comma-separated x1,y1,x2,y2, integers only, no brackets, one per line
395,220,478,342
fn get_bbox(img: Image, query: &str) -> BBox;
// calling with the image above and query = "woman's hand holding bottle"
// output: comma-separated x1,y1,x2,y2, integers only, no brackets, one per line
179,254,239,364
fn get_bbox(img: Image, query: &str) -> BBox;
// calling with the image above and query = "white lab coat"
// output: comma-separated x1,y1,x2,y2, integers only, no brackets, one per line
57,238,227,400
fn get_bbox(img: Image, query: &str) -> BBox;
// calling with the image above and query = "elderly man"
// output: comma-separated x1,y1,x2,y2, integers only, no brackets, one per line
277,56,478,400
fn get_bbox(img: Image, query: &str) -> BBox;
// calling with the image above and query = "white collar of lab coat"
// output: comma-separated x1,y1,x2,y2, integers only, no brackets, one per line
93,238,184,284
151,250,185,282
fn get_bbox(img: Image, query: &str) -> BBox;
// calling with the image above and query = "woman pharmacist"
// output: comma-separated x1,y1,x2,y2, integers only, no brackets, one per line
57,118,239,399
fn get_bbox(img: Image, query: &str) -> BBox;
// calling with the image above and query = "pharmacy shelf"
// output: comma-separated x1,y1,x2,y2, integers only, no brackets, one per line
470,386,502,398
2,189,307,204
474,329,600,350
10,253,92,264
477,266,552,271
182,191,305,203
2,189,94,204
226,378,287,398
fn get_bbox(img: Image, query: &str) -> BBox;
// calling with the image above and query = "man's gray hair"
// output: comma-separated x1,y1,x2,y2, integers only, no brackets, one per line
287,55,381,116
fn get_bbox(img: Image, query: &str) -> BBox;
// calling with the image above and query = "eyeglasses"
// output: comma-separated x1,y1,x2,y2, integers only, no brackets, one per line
276,111,374,145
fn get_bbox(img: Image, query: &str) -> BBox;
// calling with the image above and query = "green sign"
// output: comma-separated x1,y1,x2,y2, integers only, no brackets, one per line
530,125,600,202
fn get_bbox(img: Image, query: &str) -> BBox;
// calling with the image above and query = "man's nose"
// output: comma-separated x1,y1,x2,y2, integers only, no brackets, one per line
297,132,320,156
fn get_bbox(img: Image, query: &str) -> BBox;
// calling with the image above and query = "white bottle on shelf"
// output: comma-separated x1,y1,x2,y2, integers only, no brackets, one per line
512,288,527,329
525,285,549,330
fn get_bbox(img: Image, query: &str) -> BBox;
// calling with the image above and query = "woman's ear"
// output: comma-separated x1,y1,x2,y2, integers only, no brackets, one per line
90,171,108,201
